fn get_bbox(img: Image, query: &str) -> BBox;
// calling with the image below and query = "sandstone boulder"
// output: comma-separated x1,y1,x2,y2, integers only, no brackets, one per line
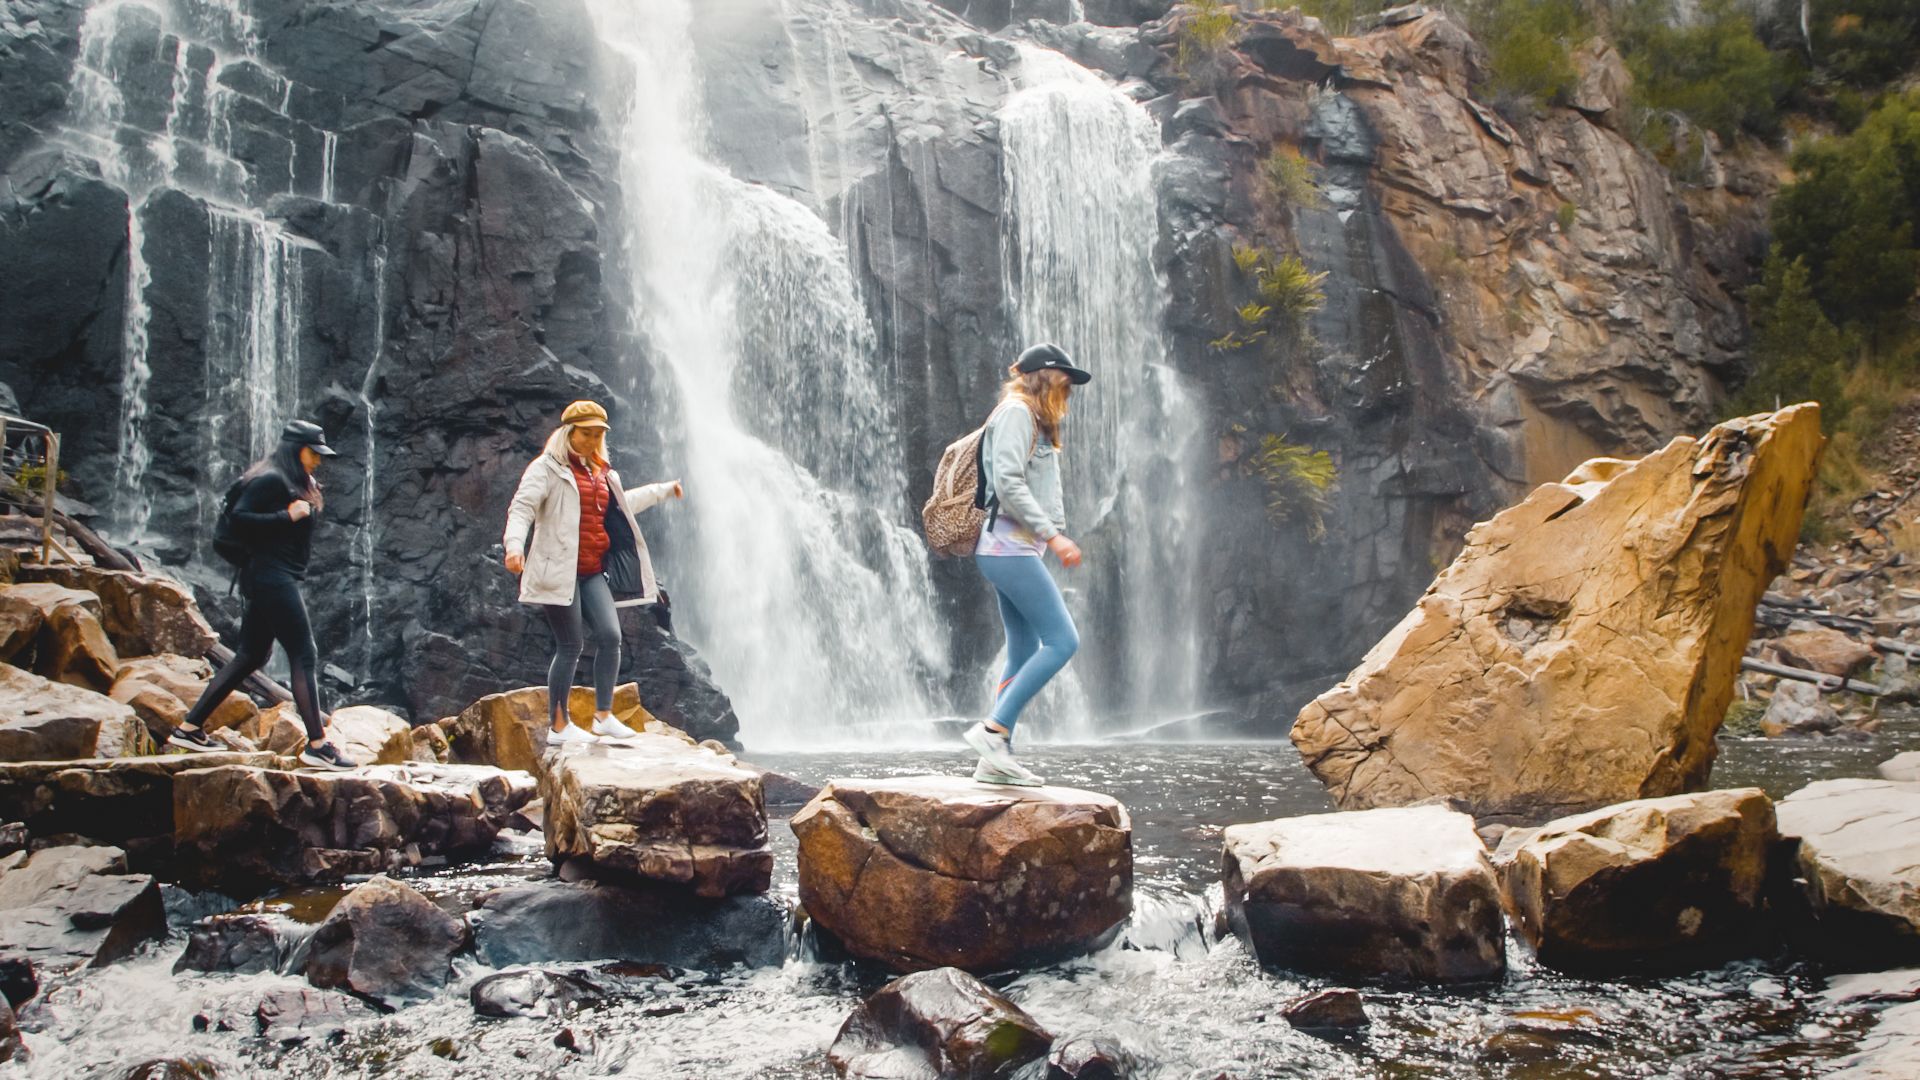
15,565,218,659
109,655,254,735
1500,788,1775,970
472,879,788,970
449,683,655,773
173,763,523,892
0,752,277,866
1292,406,1824,820
541,736,771,897
1881,753,1920,783
326,706,414,766
1221,805,1504,982
0,663,146,762
0,845,165,975
1776,779,1920,957
41,601,119,690
238,703,306,752
827,967,1053,1080
1769,628,1876,679
111,677,187,737
410,723,451,764
793,777,1132,973
305,875,468,1005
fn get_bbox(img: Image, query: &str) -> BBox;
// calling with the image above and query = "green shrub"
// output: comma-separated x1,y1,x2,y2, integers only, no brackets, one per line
1177,1,1240,76
1282,0,1389,37
1554,201,1577,231
1462,0,1589,112
1809,0,1920,89
1259,146,1323,212
1616,0,1794,140
1728,253,1856,423
1254,435,1337,537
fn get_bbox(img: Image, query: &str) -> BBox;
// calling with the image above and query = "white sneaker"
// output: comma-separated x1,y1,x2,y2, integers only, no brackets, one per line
548,723,598,746
591,713,641,740
963,722,1020,775
973,759,1044,788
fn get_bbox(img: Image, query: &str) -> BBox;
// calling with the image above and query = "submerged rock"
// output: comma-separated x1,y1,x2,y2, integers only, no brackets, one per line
472,879,787,970
1222,805,1504,982
173,764,518,892
305,875,468,1006
1282,988,1369,1033
0,662,145,762
0,844,165,975
199,986,372,1045
1292,406,1825,820
1047,1033,1132,1078
1500,789,1775,970
120,1059,220,1080
540,736,771,897
174,911,316,976
1776,779,1920,960
827,967,1053,1080
793,776,1132,973
470,968,606,1019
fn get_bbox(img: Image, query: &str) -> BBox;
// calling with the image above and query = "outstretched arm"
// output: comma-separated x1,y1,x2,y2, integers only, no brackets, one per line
625,479,683,514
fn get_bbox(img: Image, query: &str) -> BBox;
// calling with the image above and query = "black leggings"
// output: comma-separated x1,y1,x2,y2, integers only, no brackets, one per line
184,576,326,740
543,573,621,724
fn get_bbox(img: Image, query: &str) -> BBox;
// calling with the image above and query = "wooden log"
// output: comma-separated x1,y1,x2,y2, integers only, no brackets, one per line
1740,656,1886,696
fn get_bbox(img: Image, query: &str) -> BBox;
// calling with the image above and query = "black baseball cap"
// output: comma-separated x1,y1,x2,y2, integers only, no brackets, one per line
1015,342,1092,385
281,419,338,457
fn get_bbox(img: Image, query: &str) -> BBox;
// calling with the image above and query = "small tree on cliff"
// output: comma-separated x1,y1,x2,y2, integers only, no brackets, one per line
1729,254,1854,423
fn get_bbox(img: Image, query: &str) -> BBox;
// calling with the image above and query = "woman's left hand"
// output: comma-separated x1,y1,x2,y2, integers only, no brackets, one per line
671,481,685,499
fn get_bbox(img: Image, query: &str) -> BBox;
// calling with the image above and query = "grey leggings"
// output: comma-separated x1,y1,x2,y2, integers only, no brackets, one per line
542,573,621,724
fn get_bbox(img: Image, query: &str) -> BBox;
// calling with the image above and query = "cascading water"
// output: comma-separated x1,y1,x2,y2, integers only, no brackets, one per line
585,0,949,747
999,45,1208,734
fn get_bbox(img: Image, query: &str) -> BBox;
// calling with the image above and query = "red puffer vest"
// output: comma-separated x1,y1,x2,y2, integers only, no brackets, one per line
569,454,611,577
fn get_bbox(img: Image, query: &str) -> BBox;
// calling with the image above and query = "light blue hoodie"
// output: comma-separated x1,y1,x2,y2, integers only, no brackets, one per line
980,399,1065,541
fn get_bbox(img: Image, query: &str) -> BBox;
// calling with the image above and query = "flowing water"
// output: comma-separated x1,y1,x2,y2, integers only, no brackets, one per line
999,46,1208,736
586,0,948,746
11,723,1917,1078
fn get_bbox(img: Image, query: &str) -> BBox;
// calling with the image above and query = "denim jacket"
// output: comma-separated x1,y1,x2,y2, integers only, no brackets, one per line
981,400,1064,541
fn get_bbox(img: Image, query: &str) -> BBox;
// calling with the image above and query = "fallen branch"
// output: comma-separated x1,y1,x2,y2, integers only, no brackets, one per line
1740,655,1885,696
1874,636,1920,660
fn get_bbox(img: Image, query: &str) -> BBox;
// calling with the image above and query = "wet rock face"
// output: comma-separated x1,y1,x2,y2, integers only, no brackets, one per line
828,967,1054,1080
1499,789,1777,971
1221,805,1505,982
1293,406,1825,820
304,875,469,1006
172,763,522,893
540,737,772,898
472,879,788,971
792,776,1133,973
174,911,316,976
470,968,606,1019
1776,779,1920,962
0,845,167,977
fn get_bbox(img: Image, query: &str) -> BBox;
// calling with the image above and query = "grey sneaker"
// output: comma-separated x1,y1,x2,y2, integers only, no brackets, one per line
299,741,358,771
167,725,221,754
973,758,1044,788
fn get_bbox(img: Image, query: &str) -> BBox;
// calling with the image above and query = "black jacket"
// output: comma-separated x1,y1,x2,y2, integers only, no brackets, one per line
231,471,316,585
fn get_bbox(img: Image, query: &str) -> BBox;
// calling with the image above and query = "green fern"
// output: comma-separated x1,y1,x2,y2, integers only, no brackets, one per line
1237,302,1273,325
1253,434,1337,538
1259,147,1323,212
1255,254,1330,321
1176,1,1240,77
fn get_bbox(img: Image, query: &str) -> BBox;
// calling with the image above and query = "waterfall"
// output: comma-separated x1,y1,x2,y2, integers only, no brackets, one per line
584,0,949,747
998,45,1207,732
56,0,337,547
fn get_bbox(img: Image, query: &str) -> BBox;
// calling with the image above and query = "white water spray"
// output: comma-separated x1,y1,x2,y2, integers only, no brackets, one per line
585,0,949,747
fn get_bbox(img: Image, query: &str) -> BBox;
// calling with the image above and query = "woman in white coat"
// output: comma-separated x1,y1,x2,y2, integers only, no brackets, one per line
502,400,683,744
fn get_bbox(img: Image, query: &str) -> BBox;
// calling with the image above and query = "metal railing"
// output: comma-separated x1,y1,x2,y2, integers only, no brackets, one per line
0,413,79,567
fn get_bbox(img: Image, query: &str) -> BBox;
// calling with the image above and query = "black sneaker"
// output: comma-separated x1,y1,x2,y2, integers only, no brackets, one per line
299,741,358,771
167,725,221,754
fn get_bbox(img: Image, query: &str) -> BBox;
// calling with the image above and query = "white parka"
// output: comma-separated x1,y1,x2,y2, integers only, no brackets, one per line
503,427,678,607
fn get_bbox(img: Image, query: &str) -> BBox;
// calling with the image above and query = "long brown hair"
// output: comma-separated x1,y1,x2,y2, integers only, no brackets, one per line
1000,366,1072,449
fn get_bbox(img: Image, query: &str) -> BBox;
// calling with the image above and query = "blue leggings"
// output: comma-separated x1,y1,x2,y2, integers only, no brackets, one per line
979,554,1080,733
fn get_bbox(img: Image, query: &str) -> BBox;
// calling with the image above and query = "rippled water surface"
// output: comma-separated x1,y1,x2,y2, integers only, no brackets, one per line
12,721,1917,1079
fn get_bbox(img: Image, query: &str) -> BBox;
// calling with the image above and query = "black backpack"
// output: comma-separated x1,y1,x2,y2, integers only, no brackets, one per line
212,478,252,568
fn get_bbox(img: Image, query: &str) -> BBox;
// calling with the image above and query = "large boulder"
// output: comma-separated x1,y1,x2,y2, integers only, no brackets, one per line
0,663,146,762
1776,779,1920,959
1221,805,1504,982
109,655,255,737
14,566,218,659
324,706,414,766
827,967,1054,1080
540,736,771,897
1768,628,1876,679
41,601,119,690
0,583,99,668
305,875,468,1005
472,878,787,970
173,763,525,892
1292,406,1825,820
448,682,652,773
0,752,277,868
792,777,1132,973
0,845,166,975
1499,788,1775,970
175,910,317,976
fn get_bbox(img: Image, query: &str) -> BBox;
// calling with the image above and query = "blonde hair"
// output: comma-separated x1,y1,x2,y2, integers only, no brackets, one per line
544,423,610,468
1000,366,1072,449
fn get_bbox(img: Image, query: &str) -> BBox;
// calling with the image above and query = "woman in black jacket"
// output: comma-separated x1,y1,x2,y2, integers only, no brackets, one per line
168,421,358,770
